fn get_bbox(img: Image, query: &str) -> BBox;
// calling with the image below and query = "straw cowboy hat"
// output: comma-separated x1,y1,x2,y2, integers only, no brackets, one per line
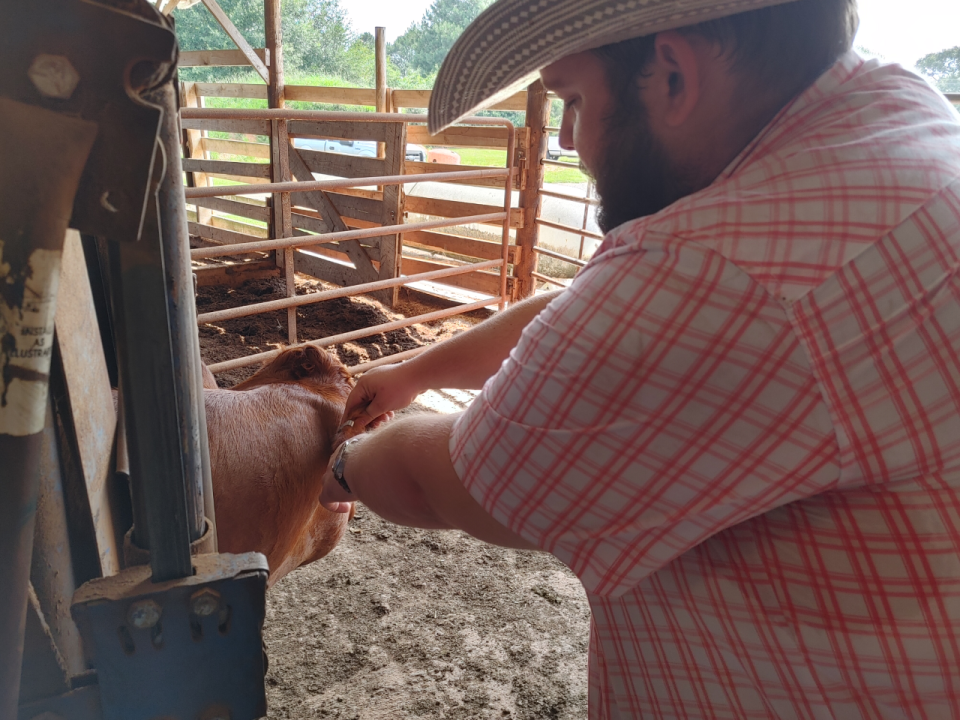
428,0,800,133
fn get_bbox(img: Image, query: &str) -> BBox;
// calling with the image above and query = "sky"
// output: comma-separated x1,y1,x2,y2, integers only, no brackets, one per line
341,0,960,70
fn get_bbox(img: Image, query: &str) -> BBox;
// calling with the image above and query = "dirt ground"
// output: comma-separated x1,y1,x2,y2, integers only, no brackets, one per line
196,268,591,719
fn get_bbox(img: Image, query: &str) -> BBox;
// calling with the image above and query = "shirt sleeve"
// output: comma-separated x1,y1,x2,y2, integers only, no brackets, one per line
450,236,841,598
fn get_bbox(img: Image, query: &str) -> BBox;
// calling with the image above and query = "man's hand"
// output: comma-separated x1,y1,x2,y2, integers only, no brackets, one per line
341,289,563,434
342,362,420,432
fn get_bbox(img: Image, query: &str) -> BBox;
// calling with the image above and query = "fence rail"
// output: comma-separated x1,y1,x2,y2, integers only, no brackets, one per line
181,101,520,374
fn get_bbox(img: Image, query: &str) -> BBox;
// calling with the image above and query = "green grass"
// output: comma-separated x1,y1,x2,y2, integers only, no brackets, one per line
455,148,586,184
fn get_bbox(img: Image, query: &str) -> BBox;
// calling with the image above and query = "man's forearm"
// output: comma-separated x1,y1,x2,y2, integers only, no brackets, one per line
405,289,562,391
339,413,537,550
346,415,456,530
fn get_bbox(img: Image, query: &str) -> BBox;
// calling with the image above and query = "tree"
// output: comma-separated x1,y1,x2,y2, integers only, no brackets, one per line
172,0,353,80
340,32,376,86
388,0,493,77
916,46,960,93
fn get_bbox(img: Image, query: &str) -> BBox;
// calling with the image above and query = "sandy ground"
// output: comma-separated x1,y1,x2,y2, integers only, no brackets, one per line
196,268,591,719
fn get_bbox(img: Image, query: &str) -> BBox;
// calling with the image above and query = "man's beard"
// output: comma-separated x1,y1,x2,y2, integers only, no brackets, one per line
589,100,696,234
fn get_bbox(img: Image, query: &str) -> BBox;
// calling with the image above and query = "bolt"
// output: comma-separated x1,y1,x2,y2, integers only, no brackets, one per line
128,599,162,629
28,55,80,100
191,587,221,617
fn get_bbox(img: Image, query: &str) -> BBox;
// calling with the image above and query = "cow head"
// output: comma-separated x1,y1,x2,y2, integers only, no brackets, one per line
232,346,353,405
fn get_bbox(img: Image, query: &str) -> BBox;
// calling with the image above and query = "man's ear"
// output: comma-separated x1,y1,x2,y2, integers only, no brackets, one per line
645,30,702,128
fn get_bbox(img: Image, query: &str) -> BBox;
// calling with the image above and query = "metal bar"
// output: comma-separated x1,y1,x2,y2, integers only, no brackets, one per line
110,83,207,579
148,80,216,553
542,158,581,168
346,346,427,375
544,126,561,132
181,108,516,126
199,259,503,323
191,212,506,259
208,299,498,373
535,217,604,241
538,187,600,206
532,244,588,268
183,168,510,199
531,271,569,288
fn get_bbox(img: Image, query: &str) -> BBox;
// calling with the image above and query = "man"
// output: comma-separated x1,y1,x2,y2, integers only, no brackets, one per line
320,0,960,715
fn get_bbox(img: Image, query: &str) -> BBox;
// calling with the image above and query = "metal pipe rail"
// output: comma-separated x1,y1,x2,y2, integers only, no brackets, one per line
532,271,569,288
346,346,427,376
208,298,498,373
532,244,588,268
199,259,503,324
539,187,600,206
543,158,580,169
183,168,510,200
191,212,506,259
535,217,604,241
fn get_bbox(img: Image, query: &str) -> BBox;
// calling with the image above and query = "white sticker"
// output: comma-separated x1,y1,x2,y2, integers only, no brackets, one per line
0,241,62,437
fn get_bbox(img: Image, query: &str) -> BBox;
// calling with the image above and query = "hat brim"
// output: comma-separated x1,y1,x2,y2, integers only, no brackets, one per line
428,0,799,134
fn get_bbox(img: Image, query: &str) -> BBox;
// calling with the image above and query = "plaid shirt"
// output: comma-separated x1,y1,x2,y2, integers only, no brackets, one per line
451,51,960,719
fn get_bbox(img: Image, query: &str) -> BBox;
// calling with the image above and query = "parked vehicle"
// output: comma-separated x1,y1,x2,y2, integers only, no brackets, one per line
293,137,376,156
405,143,427,162
547,135,578,161
293,138,430,163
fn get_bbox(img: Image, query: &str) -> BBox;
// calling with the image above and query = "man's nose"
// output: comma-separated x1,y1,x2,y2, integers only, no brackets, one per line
559,122,575,151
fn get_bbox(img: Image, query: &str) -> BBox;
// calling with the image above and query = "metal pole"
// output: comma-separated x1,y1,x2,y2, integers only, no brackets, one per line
149,79,216,553
110,81,208,581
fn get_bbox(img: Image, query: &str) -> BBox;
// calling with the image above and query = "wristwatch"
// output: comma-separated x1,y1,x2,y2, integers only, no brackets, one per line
331,437,361,495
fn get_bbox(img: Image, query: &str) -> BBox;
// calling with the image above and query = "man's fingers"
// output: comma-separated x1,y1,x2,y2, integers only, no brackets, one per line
319,480,353,512
367,412,394,430
320,500,353,514
346,409,377,433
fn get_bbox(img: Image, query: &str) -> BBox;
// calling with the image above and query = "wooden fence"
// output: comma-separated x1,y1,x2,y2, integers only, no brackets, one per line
180,80,538,306
179,86,532,374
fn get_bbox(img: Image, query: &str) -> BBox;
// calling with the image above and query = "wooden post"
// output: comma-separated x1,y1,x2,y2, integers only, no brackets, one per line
265,0,284,110
378,121,406,307
265,0,296,343
375,27,388,159
514,79,550,299
180,82,212,225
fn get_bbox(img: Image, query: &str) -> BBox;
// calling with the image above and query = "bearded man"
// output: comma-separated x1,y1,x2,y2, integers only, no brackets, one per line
319,0,960,716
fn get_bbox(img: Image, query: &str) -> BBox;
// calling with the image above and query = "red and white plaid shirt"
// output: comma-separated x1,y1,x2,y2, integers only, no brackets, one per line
451,51,960,719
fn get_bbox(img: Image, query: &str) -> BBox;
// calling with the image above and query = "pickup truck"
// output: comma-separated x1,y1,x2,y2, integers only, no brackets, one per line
293,137,428,162
547,135,578,161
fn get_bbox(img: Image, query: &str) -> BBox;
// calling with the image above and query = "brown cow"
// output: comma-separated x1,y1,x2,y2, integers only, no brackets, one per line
203,346,356,586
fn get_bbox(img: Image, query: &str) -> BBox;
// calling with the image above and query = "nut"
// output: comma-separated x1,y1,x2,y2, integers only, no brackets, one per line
28,55,80,100
127,599,162,629
190,587,221,617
